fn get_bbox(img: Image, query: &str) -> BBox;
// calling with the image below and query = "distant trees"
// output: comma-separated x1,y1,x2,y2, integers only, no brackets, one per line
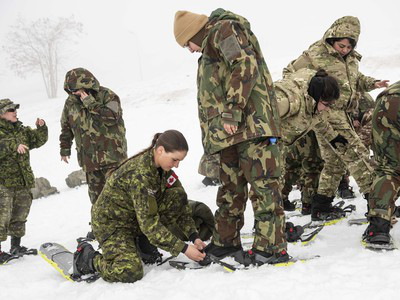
2,17,83,98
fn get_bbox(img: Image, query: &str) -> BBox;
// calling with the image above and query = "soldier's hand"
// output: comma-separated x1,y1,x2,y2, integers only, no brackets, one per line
374,80,389,89
61,156,70,164
184,244,206,262
353,120,360,128
194,238,206,251
223,123,238,135
36,118,45,127
17,144,29,154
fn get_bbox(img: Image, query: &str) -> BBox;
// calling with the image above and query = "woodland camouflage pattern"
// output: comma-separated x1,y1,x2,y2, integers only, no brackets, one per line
283,16,376,197
60,68,127,172
368,81,400,221
197,9,281,155
92,150,198,282
198,153,220,180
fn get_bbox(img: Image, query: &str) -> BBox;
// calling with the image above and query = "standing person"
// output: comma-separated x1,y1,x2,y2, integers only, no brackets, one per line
363,82,400,246
60,68,128,206
73,130,206,283
174,8,288,266
283,16,389,221
0,99,47,263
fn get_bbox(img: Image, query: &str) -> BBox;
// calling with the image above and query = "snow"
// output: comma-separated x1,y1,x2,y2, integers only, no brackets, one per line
0,0,400,299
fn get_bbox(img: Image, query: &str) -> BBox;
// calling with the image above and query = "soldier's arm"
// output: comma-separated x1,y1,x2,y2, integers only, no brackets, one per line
81,91,122,126
282,53,313,78
130,176,187,257
214,21,258,126
357,72,379,92
0,136,20,160
59,103,74,157
311,111,338,142
26,123,48,150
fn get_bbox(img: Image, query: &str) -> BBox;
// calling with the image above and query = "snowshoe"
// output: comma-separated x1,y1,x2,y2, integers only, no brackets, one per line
285,222,304,242
283,199,296,211
0,251,17,265
234,249,289,267
202,177,220,187
201,243,242,266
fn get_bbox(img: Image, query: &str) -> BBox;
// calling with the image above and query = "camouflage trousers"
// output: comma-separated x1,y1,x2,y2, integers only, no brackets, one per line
86,168,111,204
281,131,323,205
188,200,215,241
368,168,400,221
93,228,143,283
315,125,374,197
213,138,287,254
198,153,220,180
0,185,32,242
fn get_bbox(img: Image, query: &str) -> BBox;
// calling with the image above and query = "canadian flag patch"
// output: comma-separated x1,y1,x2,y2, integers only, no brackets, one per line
166,172,178,187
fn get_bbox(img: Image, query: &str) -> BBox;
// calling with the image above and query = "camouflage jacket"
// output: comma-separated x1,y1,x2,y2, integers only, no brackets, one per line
91,149,198,257
371,81,400,175
197,8,281,154
275,69,337,146
60,68,127,172
283,16,377,119
0,118,48,188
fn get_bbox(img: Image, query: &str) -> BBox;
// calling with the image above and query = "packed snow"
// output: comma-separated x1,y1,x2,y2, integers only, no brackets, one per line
0,1,400,299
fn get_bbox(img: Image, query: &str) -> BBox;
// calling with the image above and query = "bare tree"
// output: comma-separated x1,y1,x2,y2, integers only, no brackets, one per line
2,17,83,98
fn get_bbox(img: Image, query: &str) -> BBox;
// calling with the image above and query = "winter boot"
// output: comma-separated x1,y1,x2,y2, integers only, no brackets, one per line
285,222,304,242
301,202,312,215
201,243,243,266
9,237,30,256
73,241,99,276
202,177,220,187
362,217,391,245
337,176,355,199
234,248,289,267
311,194,345,221
283,199,296,211
136,234,162,265
0,244,14,265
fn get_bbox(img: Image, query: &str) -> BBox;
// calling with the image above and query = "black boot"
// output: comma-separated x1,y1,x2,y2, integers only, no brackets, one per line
362,217,391,245
136,234,162,265
234,249,289,267
301,202,312,215
10,237,29,256
285,222,304,242
201,243,243,266
73,241,99,276
283,199,296,211
311,194,345,221
202,177,220,186
337,176,355,199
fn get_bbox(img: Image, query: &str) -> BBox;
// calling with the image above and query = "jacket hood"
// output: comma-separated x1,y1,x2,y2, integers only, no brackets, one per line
64,68,100,94
322,16,360,44
209,8,251,31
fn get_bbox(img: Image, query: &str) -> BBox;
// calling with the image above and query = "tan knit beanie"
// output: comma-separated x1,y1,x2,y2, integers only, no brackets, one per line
174,11,208,47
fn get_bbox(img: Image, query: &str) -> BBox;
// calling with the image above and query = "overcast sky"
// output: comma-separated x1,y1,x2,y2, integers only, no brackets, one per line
0,0,399,99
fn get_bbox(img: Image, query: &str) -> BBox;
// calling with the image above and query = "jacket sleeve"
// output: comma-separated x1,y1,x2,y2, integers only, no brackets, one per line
0,136,19,161
130,177,187,257
81,91,123,127
213,21,258,125
59,102,74,156
357,72,378,92
282,53,313,78
311,111,338,143
26,124,48,150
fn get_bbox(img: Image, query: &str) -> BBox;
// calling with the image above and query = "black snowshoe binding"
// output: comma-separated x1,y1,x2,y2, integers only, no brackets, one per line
234,249,290,267
73,238,99,278
362,217,391,245
285,222,304,243
136,234,163,265
301,202,312,215
283,199,296,211
201,243,243,266
311,195,355,222
337,178,356,199
202,177,220,187
9,237,37,257
0,251,15,265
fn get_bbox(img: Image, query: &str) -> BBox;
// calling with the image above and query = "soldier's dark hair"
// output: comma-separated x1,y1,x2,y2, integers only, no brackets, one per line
326,37,357,49
308,69,340,103
107,130,188,176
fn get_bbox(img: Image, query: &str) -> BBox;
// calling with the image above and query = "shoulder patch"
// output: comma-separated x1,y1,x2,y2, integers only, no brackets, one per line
166,172,178,188
106,101,120,114
219,35,241,62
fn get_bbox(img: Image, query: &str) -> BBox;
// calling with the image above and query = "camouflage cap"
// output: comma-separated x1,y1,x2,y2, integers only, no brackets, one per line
0,98,20,115
63,68,100,94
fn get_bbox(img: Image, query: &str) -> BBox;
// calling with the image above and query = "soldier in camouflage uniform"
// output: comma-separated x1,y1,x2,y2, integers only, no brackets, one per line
73,130,206,282
283,16,389,221
363,82,400,245
174,9,289,266
0,99,47,263
60,68,128,206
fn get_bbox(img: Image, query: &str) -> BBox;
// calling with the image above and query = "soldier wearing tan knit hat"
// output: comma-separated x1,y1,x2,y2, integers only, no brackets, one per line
174,11,208,47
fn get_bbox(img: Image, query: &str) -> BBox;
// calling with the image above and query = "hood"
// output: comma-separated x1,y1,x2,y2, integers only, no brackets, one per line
64,68,100,94
209,8,251,31
322,16,360,44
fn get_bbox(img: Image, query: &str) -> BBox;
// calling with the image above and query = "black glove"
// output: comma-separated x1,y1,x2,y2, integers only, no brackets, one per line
329,134,348,149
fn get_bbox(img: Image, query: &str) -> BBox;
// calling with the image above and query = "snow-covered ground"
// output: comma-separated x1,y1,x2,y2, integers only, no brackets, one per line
1,1,400,299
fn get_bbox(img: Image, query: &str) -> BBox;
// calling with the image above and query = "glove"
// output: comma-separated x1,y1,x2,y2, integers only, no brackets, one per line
329,134,348,149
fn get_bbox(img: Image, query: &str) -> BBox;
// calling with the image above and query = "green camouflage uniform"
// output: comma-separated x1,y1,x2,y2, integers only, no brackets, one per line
0,99,48,241
91,149,198,283
60,68,128,204
368,82,400,221
198,153,220,180
283,16,376,197
197,9,285,254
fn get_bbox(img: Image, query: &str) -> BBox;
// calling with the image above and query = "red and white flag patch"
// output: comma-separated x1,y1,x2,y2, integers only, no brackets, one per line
166,172,178,187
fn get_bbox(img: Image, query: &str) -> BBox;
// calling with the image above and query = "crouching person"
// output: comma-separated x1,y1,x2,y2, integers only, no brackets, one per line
73,130,206,283
0,99,47,263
